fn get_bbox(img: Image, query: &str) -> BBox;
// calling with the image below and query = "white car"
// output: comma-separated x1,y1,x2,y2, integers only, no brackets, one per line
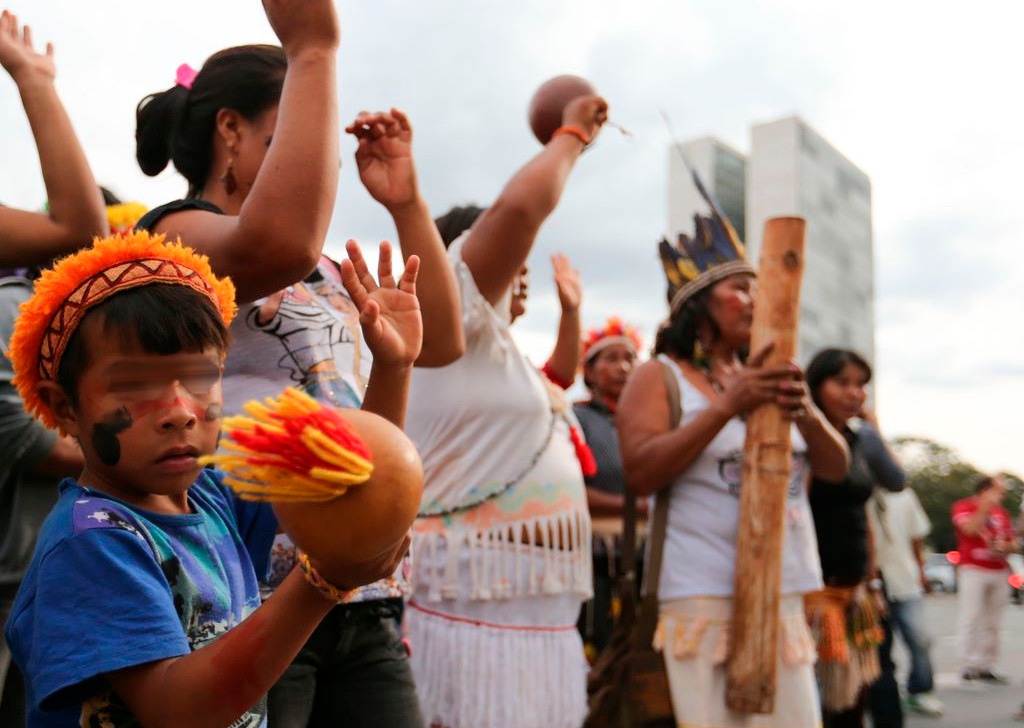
923,552,957,593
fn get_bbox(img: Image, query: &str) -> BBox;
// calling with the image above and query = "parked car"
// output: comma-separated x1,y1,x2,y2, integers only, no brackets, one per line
924,552,957,593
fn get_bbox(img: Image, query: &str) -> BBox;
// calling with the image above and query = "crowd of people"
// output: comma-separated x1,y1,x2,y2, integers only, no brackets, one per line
0,2,1018,727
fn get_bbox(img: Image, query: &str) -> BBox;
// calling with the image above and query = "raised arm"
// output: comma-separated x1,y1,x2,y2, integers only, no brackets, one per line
150,0,340,303
337,241,422,428
543,254,581,387
957,490,999,537
460,95,607,305
0,11,107,266
347,108,463,367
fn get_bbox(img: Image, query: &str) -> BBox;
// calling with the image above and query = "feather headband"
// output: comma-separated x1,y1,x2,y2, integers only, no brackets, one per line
659,168,755,314
581,316,643,364
9,230,236,429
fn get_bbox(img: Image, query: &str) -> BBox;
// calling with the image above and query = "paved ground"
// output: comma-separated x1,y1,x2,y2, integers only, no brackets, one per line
890,592,1024,727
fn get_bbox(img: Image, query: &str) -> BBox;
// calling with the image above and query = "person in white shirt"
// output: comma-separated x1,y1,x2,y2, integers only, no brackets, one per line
868,485,944,718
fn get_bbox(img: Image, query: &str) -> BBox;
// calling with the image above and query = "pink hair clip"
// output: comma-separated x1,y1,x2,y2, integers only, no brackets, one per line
175,63,199,90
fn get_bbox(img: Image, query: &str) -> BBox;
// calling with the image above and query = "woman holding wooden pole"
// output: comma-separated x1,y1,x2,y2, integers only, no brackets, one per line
616,174,849,728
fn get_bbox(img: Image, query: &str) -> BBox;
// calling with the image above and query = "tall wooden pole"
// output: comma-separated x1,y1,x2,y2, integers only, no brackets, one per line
726,217,806,714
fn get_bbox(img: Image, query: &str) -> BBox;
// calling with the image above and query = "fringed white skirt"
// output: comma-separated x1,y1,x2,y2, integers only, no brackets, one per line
407,542,589,728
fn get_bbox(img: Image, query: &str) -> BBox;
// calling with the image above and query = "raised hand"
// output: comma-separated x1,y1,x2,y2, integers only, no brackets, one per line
339,240,423,369
262,0,339,56
561,94,608,143
346,109,418,211
0,10,55,83
551,253,581,313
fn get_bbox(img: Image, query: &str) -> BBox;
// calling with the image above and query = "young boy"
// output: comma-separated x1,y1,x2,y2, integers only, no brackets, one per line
3,231,414,727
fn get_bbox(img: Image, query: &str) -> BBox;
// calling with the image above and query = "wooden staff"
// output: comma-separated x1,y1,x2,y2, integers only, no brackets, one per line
726,216,806,714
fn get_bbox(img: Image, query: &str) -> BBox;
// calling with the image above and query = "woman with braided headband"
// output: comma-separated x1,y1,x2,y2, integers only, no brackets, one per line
616,172,849,728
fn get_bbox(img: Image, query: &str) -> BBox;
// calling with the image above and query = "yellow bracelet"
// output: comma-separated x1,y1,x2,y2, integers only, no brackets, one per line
297,552,358,604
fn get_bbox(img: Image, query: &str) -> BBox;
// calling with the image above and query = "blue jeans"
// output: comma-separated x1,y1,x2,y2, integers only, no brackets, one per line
268,598,424,728
889,597,934,694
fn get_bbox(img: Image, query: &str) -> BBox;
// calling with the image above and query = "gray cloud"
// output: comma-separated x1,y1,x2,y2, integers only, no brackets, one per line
2,0,1021,474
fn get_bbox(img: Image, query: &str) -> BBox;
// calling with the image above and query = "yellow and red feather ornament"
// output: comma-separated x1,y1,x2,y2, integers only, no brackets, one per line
201,387,374,503
106,202,149,235
580,316,643,364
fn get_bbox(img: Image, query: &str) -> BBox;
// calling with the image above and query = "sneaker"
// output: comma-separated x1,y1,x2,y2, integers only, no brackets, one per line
976,669,1010,684
905,693,944,717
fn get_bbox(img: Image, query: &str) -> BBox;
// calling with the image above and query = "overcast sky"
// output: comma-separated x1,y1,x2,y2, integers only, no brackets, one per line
2,0,1022,476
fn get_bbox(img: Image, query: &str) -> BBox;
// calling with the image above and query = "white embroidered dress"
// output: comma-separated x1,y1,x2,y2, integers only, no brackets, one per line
405,235,592,728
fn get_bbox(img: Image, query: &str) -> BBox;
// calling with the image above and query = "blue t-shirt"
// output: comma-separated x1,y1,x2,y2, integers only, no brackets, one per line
4,469,276,727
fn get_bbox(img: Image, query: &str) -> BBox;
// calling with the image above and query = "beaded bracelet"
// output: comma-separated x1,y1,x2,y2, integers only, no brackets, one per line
297,551,359,604
551,125,591,146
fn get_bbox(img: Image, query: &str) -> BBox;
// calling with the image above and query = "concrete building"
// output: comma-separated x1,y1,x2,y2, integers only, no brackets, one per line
667,116,874,364
747,116,874,364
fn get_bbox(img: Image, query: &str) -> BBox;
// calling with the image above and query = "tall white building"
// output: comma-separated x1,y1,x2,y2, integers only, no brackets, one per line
668,116,874,364
747,117,874,364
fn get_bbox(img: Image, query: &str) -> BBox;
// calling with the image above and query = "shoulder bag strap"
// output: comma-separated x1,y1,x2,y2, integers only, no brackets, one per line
630,358,682,644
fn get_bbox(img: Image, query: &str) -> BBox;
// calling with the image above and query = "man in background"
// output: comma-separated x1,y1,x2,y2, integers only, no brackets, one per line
952,475,1016,684
869,486,944,718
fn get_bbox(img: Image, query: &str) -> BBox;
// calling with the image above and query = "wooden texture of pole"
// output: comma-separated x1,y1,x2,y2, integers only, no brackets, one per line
725,216,806,714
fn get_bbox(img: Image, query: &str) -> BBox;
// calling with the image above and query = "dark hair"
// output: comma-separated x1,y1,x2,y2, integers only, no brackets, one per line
434,205,486,248
653,288,719,361
805,348,872,411
582,354,601,392
975,475,999,494
99,186,122,206
136,45,287,197
56,284,230,403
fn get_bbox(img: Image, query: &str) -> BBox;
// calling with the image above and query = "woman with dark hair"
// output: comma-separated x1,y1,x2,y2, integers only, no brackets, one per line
573,318,643,655
576,318,644,519
803,347,907,728
133,1,461,725
615,194,849,727
403,94,607,728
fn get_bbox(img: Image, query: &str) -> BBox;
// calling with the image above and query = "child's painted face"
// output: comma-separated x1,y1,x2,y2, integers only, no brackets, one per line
60,319,225,512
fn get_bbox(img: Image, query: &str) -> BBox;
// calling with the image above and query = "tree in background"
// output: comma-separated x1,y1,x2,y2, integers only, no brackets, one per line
891,436,1022,553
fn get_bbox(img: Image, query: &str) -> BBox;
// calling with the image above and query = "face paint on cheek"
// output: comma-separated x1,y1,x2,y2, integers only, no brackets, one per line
91,406,133,466
204,402,224,423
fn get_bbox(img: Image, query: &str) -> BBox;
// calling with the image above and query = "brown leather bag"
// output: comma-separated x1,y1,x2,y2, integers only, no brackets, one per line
583,360,680,728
